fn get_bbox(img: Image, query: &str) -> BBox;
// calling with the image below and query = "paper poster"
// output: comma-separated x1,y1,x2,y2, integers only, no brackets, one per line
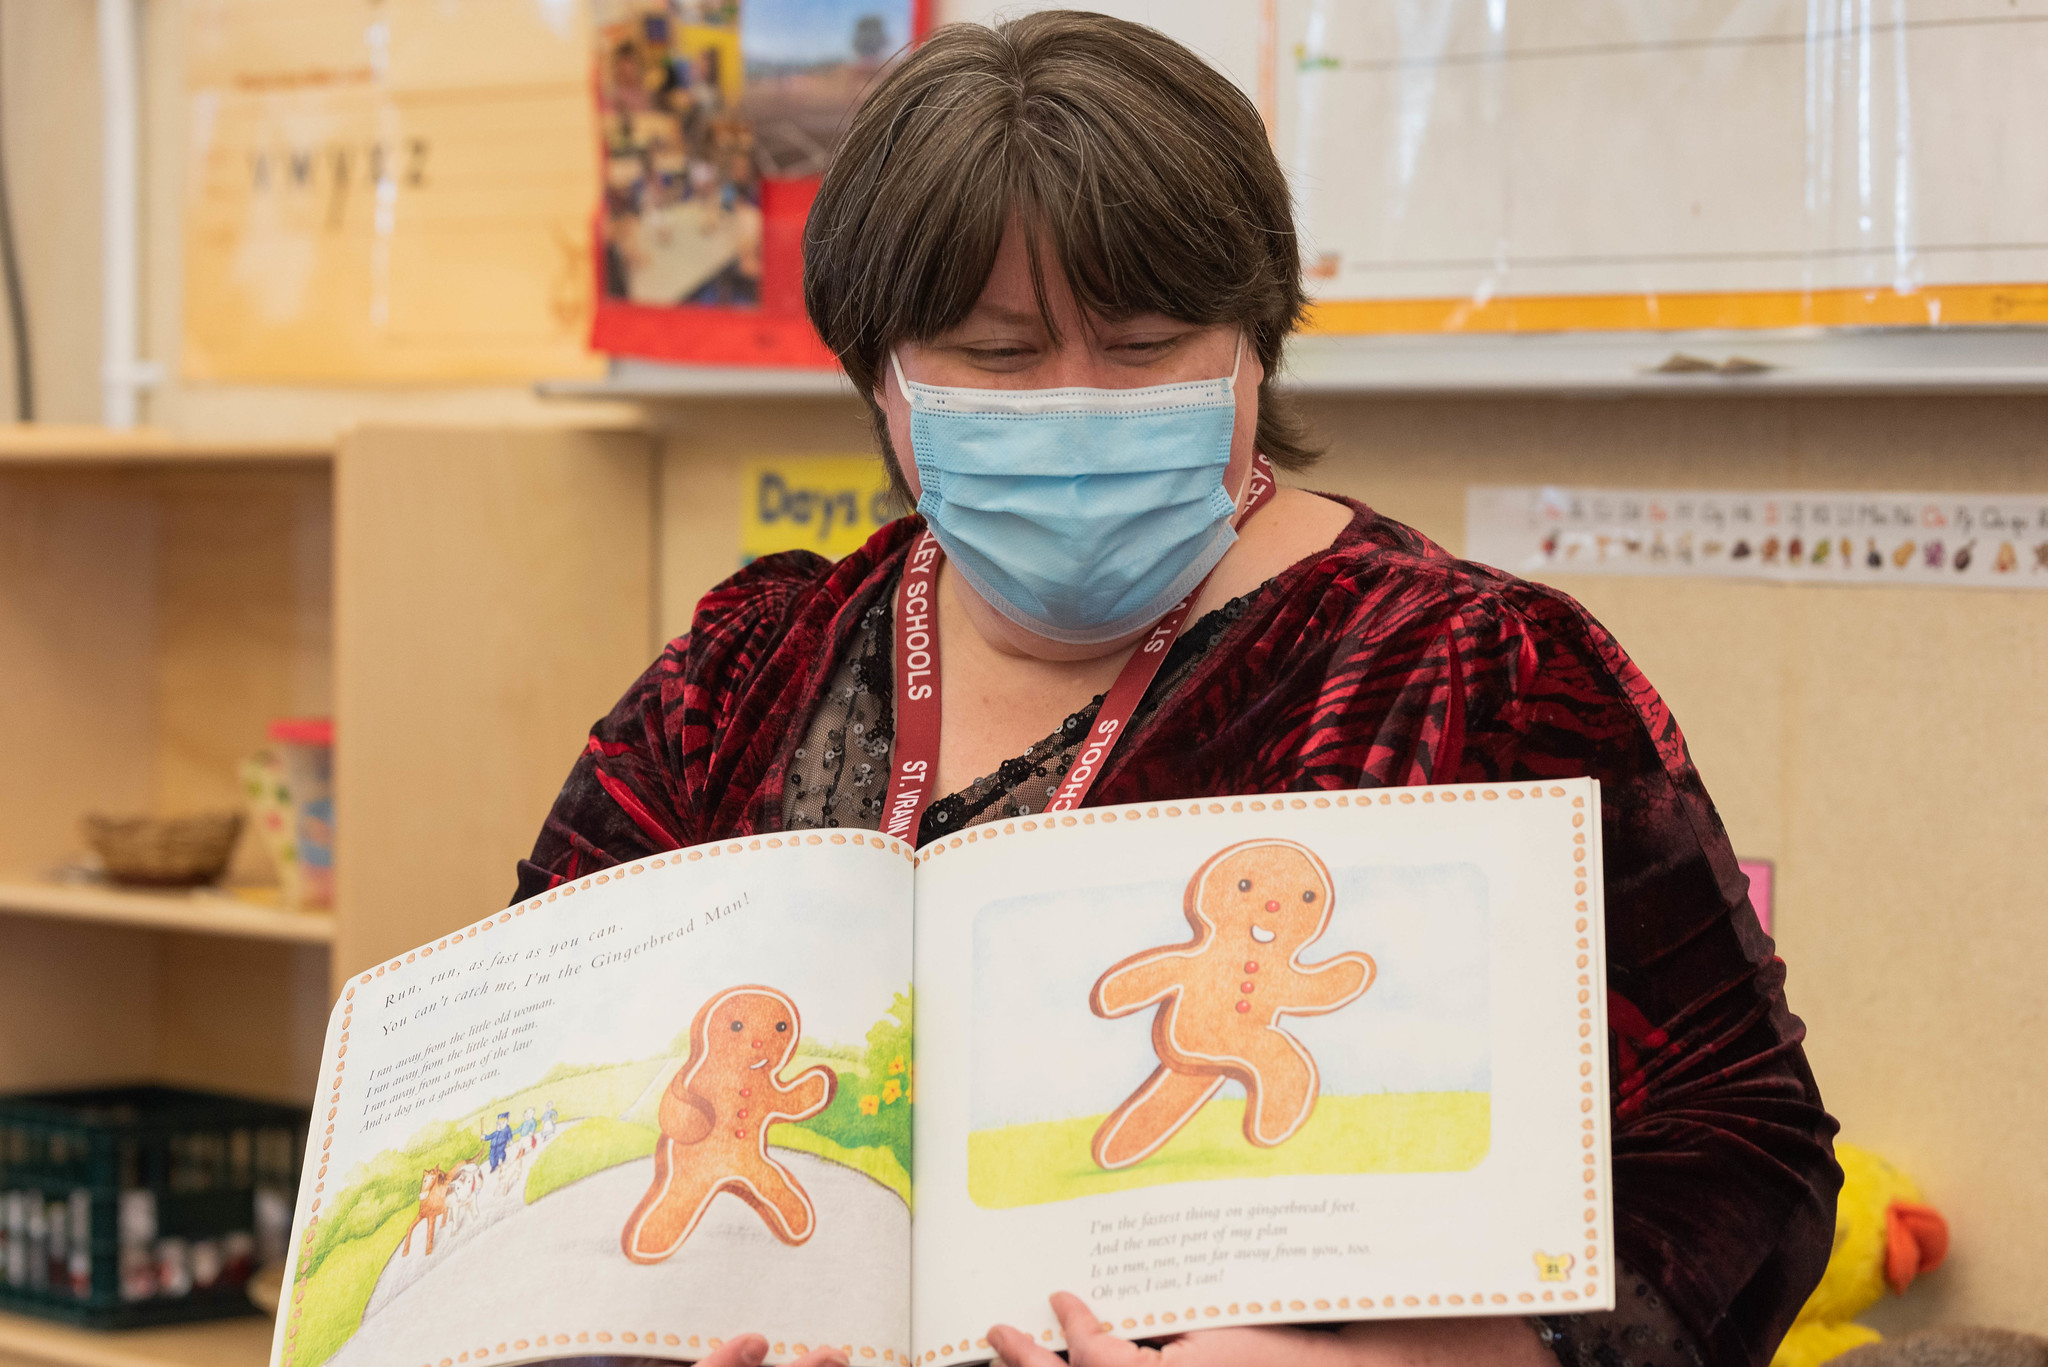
738,455,899,564
588,0,931,367
1266,1,2048,334
1467,486,2048,588
182,0,605,382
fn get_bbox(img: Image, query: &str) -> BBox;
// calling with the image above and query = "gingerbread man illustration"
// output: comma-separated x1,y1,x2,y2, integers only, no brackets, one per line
1088,839,1375,1170
620,985,836,1262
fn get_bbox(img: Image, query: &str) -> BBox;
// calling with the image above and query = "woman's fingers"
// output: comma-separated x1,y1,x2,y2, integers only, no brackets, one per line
986,1320,1066,1367
990,1292,1142,1367
787,1347,852,1367
688,1333,850,1367
695,1334,769,1367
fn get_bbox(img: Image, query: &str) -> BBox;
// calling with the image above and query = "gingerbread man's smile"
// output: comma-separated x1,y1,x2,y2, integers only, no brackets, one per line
1249,924,1276,943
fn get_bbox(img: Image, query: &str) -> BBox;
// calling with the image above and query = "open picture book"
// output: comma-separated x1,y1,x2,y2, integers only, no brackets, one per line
272,780,1613,1367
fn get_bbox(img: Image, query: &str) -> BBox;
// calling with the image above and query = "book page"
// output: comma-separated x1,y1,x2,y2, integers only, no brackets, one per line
271,834,917,1367
907,782,1609,1364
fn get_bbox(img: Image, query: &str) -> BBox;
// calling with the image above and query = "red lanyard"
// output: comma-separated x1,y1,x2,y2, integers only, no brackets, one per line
880,452,1278,843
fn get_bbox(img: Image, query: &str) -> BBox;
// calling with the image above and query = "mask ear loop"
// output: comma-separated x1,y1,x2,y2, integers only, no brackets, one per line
1227,331,1262,521
889,347,912,401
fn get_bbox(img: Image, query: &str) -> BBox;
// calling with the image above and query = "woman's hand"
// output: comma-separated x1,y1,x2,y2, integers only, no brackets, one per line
692,1333,847,1367
987,1292,1555,1367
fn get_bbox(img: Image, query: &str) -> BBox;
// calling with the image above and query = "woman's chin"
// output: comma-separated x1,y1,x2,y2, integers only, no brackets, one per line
947,568,1150,663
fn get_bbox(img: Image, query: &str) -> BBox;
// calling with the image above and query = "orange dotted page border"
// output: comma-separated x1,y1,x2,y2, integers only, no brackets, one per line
910,781,1607,1363
278,831,913,1367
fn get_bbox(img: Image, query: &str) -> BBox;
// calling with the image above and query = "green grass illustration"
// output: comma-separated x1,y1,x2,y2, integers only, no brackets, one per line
288,1119,485,1367
292,987,914,1366
524,1116,659,1204
768,1127,912,1206
967,1091,1490,1209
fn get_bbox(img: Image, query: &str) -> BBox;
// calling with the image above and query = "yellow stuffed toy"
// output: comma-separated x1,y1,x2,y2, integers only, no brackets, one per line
1772,1142,1950,1367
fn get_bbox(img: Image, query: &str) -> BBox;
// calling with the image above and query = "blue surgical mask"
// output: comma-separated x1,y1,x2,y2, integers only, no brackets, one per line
893,338,1244,645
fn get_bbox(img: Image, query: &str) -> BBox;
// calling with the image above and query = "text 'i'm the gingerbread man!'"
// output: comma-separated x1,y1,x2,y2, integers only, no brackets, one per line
1089,839,1375,1170
620,985,836,1262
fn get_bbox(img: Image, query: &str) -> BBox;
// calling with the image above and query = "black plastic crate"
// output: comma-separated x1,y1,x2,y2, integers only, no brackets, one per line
0,1084,308,1330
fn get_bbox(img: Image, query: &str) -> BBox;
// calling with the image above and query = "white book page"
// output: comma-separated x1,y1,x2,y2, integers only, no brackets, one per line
907,783,1611,1366
271,834,917,1367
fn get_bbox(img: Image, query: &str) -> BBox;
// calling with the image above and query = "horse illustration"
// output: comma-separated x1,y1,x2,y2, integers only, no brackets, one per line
400,1166,453,1257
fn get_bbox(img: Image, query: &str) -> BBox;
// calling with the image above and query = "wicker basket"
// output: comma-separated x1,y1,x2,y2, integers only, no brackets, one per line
81,812,243,888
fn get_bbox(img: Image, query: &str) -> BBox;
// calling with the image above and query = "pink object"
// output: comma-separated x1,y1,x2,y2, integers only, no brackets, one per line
1740,858,1775,935
267,717,334,908
267,717,333,746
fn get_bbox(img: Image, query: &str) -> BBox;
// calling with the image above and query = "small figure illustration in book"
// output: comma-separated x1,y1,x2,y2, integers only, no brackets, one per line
515,1106,539,1157
483,1112,514,1172
400,1166,452,1258
621,984,837,1262
1088,840,1376,1170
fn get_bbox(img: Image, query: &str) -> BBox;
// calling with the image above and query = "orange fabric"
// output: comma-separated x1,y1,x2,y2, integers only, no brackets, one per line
1884,1201,1951,1294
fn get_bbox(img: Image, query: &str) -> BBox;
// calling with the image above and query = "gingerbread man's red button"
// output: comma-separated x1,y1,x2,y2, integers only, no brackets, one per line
1244,961,1259,973
1240,981,1255,993
1235,1001,1250,1013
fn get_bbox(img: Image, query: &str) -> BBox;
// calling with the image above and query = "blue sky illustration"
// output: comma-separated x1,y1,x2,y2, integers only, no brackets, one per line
741,0,912,68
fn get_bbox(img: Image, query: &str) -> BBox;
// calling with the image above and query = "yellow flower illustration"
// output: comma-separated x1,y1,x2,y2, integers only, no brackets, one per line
888,1056,906,1075
859,1094,880,1116
881,1079,903,1104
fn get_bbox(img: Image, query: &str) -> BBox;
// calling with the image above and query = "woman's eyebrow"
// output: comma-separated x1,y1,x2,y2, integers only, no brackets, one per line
955,303,1044,328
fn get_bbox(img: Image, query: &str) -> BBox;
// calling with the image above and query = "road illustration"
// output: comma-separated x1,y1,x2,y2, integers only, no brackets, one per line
326,1150,908,1366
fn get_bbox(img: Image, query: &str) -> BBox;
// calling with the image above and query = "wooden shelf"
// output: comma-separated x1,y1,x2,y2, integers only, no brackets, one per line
0,1309,271,1367
0,883,334,946
0,426,331,465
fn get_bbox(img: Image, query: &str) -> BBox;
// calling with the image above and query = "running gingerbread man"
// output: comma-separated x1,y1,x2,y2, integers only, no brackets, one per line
1088,839,1375,1170
620,985,836,1262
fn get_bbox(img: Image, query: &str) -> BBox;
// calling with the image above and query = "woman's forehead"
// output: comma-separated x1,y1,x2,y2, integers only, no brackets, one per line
922,219,1201,340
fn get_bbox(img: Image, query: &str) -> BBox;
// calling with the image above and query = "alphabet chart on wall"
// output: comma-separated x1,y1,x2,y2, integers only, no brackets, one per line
1467,486,2048,588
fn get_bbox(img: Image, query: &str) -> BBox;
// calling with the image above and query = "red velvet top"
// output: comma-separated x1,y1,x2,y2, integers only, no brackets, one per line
517,501,1839,1364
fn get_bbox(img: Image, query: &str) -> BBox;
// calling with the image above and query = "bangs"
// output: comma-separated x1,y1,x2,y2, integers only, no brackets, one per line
803,11,1319,480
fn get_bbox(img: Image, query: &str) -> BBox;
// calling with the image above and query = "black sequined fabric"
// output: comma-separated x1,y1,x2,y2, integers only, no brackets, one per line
1536,1263,1708,1367
779,576,1251,844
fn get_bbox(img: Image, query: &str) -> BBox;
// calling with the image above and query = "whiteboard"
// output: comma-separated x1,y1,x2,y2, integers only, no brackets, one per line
1269,0,2048,336
549,1,2048,395
911,1,2048,392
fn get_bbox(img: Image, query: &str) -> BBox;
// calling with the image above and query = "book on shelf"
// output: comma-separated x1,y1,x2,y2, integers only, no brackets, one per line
275,780,1611,1367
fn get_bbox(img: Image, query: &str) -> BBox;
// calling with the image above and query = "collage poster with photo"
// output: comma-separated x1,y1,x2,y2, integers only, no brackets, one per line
589,0,932,366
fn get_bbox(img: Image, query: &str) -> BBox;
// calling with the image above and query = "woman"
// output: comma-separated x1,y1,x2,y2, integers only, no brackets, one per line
522,13,1838,1367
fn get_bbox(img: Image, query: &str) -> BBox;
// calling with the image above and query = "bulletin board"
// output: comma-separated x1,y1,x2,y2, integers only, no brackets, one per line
1264,0,2048,336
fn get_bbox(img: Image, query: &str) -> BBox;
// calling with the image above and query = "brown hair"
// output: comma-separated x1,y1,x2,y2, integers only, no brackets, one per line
802,10,1319,493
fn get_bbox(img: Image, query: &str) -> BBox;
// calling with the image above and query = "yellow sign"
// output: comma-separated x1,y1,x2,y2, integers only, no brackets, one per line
739,456,900,564
182,0,605,382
